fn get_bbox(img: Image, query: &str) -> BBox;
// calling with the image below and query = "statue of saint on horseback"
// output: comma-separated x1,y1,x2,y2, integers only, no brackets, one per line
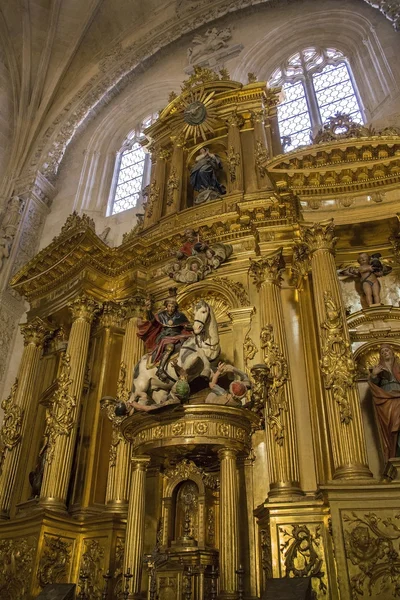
128,288,220,411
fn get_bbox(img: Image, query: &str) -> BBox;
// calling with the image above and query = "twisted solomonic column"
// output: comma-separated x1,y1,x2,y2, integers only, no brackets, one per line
40,294,100,508
250,248,303,498
298,220,372,480
0,317,48,518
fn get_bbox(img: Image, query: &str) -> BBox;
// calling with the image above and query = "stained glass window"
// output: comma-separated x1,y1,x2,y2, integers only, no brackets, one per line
268,47,364,152
112,143,146,215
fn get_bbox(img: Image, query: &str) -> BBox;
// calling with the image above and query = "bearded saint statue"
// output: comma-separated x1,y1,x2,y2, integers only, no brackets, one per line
369,344,400,461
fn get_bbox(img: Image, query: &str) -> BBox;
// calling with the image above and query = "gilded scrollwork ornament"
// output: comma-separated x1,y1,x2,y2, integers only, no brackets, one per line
167,167,179,206
227,145,240,182
44,353,76,464
244,334,257,375
0,379,22,470
145,182,160,219
279,524,327,594
37,535,72,588
164,458,219,490
320,291,356,424
0,536,36,600
343,511,400,599
101,362,129,466
254,140,269,178
80,538,105,599
261,325,289,445
249,363,270,419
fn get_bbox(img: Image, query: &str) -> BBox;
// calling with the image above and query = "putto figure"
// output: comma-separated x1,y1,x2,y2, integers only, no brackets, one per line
369,344,400,460
339,252,391,307
190,147,226,204
138,288,192,383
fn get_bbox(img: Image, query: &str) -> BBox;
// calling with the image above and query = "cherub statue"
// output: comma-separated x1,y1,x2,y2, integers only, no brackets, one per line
339,252,391,307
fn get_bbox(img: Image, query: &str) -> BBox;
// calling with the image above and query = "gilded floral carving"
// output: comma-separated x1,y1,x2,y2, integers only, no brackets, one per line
343,511,400,599
279,524,327,596
164,458,219,489
167,167,179,206
0,379,22,469
80,538,105,600
261,324,288,444
254,140,269,178
37,535,72,588
44,353,76,464
320,291,356,424
228,146,241,182
0,537,36,600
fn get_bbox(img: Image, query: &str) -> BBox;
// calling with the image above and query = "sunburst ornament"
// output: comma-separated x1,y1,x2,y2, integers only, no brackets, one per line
179,88,219,143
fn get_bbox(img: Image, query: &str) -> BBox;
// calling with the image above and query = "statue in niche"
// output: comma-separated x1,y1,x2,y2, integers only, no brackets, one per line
339,252,392,307
205,361,250,407
127,291,220,410
190,147,226,205
369,344,400,461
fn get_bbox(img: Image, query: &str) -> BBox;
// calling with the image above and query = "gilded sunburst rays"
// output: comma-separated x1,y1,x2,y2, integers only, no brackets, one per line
179,89,219,143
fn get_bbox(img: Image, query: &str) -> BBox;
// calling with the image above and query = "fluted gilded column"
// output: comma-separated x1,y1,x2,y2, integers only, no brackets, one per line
165,135,185,215
40,294,99,508
144,147,169,228
0,317,47,518
124,455,150,599
299,220,372,480
226,113,243,194
106,301,144,510
218,448,239,599
250,249,303,498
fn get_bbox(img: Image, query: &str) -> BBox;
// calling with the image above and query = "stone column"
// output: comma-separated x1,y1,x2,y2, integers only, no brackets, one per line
143,148,169,228
250,249,303,498
218,448,239,599
252,110,273,191
0,317,48,518
165,135,185,216
0,171,54,397
124,455,150,599
106,301,144,511
226,113,244,194
299,220,372,480
40,294,99,508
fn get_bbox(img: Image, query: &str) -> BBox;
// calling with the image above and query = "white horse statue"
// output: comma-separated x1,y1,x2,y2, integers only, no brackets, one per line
128,300,220,408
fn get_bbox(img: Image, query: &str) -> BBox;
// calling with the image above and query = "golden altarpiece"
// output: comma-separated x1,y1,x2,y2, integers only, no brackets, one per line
2,69,400,600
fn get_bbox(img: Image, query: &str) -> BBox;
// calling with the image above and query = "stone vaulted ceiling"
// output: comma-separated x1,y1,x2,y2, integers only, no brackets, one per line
0,0,398,199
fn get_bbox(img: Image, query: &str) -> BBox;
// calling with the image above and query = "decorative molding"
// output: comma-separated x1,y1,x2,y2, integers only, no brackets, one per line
37,535,73,589
0,379,22,469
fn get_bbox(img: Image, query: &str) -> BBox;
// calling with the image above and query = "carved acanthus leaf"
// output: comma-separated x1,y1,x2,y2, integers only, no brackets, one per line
320,291,356,424
0,379,23,469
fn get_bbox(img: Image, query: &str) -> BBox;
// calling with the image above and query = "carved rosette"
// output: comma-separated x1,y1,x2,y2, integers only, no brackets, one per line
68,294,100,323
298,219,337,254
320,291,356,424
0,379,22,467
261,325,289,445
20,317,48,347
37,535,73,589
44,353,76,464
249,248,285,289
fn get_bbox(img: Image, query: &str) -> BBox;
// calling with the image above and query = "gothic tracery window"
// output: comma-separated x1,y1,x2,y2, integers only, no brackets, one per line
268,48,364,152
109,115,157,215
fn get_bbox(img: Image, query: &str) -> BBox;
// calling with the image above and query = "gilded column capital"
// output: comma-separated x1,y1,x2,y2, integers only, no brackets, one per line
218,447,238,461
249,248,285,290
299,219,338,254
20,317,48,347
68,294,101,323
99,301,126,328
170,132,186,148
157,148,171,161
226,112,243,128
123,295,146,320
131,455,151,470
251,109,266,124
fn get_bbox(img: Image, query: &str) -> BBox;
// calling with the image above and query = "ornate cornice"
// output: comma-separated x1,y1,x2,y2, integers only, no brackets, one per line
25,0,397,182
